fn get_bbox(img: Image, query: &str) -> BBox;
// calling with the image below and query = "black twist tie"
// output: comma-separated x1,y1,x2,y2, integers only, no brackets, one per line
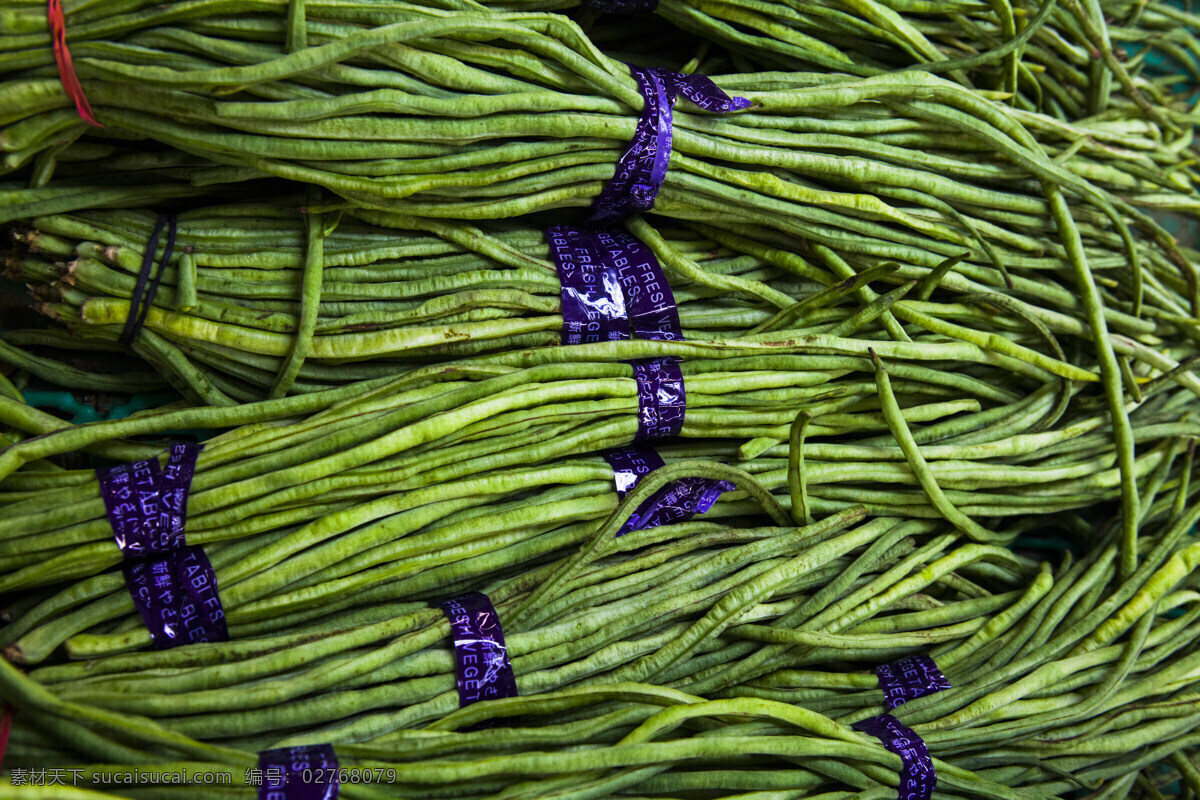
120,213,178,347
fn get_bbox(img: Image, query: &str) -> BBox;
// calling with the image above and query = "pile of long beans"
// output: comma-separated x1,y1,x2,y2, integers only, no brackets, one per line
2,0,1196,552
0,1,1199,798
5,335,1200,662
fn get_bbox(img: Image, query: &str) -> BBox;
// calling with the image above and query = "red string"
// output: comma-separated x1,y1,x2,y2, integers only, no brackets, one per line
47,0,103,127
0,705,13,775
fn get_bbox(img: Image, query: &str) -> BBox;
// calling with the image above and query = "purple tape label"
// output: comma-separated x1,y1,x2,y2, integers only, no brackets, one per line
603,445,667,497
155,442,200,548
547,225,629,345
98,443,201,555
628,475,734,532
123,546,228,649
439,591,519,710
546,225,681,344
671,72,753,113
591,66,749,224
258,744,339,800
874,656,951,711
591,66,670,225
175,547,228,645
852,715,936,800
97,456,161,555
602,446,733,535
583,0,658,12
99,444,226,649
593,228,682,341
632,358,685,441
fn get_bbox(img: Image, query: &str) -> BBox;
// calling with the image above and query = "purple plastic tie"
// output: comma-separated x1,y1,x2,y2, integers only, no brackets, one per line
547,225,629,345
258,744,339,800
603,446,733,535
590,66,670,226
439,592,519,712
874,655,952,711
123,546,228,649
98,443,228,649
546,225,682,344
97,455,163,555
593,228,682,340
626,474,734,532
155,442,200,546
174,546,227,645
583,0,658,13
98,442,201,555
632,358,685,441
852,715,936,800
604,445,667,497
591,66,750,224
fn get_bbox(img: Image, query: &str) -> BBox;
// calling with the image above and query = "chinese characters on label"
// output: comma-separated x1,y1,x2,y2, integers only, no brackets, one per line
98,444,227,648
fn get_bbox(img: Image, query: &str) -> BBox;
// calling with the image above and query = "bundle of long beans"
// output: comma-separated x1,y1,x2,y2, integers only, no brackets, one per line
4,497,1200,798
5,200,821,401
9,503,1022,747
4,338,1200,666
0,2,1194,242
2,489,1190,796
10,183,1198,400
0,0,1188,124
3,182,1190,402
0,322,1148,661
